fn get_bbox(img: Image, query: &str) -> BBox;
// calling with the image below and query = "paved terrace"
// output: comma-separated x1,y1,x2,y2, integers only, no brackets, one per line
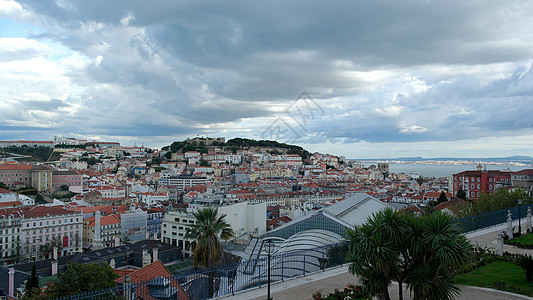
220,221,533,300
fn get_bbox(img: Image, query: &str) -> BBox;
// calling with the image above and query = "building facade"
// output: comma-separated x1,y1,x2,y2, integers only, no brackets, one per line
0,208,23,262
451,168,512,200
21,206,83,259
83,214,121,248
159,175,207,191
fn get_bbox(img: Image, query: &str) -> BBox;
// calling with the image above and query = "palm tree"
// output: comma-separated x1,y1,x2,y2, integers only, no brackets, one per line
404,211,472,300
515,254,533,282
347,209,471,300
347,208,407,300
185,207,235,296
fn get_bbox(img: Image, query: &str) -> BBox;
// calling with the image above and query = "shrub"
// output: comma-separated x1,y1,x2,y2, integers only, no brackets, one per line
312,284,370,300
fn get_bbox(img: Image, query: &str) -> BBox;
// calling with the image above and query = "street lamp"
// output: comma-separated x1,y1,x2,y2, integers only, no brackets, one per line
518,199,523,235
264,239,275,300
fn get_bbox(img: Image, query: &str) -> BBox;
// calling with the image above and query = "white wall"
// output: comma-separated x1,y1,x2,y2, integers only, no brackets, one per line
218,201,266,237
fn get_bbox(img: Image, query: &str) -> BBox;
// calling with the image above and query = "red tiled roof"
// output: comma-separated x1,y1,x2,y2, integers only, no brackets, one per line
0,164,32,170
22,205,79,218
513,169,533,175
0,201,22,208
85,214,121,226
116,260,189,300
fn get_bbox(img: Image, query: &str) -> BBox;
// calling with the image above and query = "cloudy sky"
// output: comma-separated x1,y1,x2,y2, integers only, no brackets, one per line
1,0,533,158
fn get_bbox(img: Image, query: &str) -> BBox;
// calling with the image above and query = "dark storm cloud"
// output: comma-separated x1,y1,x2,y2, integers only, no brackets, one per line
3,0,533,153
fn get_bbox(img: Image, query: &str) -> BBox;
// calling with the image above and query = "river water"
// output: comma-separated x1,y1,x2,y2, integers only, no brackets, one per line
362,162,530,178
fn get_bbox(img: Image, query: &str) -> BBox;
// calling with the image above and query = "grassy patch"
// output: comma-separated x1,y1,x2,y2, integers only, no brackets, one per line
455,260,533,296
509,233,533,246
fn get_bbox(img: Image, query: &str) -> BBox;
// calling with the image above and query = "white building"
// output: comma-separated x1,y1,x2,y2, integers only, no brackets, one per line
0,208,23,262
21,206,83,258
162,201,266,257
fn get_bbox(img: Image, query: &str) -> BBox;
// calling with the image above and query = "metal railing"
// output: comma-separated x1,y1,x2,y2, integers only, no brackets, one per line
453,204,532,233
55,242,349,300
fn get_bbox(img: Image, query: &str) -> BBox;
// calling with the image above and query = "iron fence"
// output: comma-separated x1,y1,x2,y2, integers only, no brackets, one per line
453,204,533,233
55,242,349,300
55,205,533,299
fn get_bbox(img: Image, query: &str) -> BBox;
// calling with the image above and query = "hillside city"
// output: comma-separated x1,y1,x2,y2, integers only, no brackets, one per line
0,136,532,299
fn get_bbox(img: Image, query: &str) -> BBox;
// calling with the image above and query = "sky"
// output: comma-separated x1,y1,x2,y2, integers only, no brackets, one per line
1,0,533,159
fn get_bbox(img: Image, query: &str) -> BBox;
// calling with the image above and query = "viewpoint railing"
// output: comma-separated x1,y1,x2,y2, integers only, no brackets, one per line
55,242,349,300
453,204,533,234
55,205,532,299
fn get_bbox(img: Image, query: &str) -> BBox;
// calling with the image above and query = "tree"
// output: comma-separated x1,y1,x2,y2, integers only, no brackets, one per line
438,191,448,204
35,194,45,204
515,254,533,282
25,263,39,295
346,208,472,300
456,187,467,200
404,212,471,300
199,158,209,167
185,207,235,297
43,262,118,298
459,188,532,217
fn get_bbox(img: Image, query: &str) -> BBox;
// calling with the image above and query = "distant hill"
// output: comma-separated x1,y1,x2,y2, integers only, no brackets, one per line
162,137,311,159
358,156,533,163
0,146,53,162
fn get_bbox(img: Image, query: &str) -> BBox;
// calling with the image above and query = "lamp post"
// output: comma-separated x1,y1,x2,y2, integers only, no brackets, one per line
265,239,274,300
518,198,523,235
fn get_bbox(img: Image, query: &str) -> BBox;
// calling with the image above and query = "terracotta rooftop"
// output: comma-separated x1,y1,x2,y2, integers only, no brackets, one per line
116,260,189,300
22,205,80,218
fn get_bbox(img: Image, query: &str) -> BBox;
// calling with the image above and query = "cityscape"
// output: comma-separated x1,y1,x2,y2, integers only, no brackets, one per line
2,0,533,299
0,136,532,299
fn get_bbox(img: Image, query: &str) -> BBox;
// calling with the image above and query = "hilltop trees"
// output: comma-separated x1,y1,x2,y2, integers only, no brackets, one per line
347,208,472,300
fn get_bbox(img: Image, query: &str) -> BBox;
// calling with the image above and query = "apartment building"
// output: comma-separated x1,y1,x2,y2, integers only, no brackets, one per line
162,201,266,257
83,214,121,248
0,208,23,262
21,206,83,258
159,175,207,191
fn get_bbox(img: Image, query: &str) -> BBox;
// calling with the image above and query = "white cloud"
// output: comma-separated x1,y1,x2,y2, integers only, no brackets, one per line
0,0,532,158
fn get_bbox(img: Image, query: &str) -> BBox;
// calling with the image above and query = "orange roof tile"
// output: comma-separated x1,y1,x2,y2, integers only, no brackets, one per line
116,260,189,300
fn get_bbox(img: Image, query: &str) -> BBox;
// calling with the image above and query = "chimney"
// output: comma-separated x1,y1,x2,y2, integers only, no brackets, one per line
152,248,159,262
51,260,58,275
8,268,14,297
53,247,58,260
142,249,151,267
115,236,121,247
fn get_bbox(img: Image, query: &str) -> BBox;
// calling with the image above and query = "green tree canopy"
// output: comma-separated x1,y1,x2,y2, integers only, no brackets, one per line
438,191,448,203
347,208,472,300
185,207,235,297
25,263,39,295
43,262,118,298
185,207,235,269
456,187,467,200
460,188,533,217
